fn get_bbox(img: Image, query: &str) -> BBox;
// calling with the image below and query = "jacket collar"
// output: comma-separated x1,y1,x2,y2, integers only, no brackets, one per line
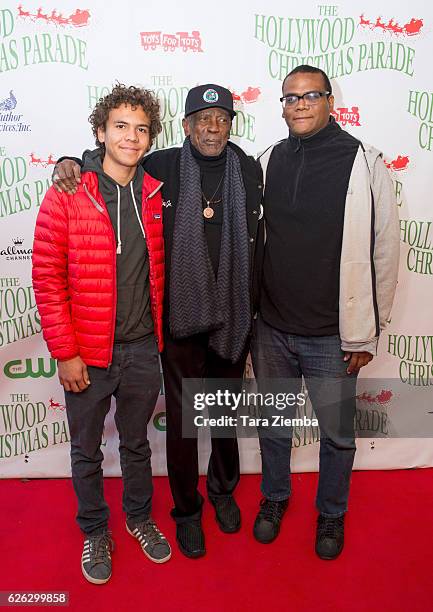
288,116,341,152
81,168,163,199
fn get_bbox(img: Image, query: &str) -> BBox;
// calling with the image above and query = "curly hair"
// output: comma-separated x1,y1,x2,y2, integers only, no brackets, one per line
88,84,162,148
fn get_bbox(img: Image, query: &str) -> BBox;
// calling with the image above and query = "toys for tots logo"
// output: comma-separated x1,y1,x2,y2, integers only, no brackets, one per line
254,7,422,81
331,105,361,127
140,30,203,53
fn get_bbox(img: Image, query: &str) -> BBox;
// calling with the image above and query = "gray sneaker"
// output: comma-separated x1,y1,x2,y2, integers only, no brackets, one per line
126,518,171,563
81,532,114,585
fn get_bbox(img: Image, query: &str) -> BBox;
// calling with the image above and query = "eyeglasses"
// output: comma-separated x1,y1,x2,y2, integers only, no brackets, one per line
280,91,330,108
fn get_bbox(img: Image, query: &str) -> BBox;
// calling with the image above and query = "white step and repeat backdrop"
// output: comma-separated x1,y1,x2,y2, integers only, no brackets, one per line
0,1,432,477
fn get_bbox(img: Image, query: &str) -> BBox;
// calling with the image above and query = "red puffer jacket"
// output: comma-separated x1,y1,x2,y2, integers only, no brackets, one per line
32,171,164,367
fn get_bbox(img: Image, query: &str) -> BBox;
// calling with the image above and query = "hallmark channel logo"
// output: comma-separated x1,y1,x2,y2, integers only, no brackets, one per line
331,106,361,127
0,91,30,133
358,14,424,37
385,155,410,172
140,30,203,53
17,5,91,28
0,237,32,261
3,357,56,379
29,153,57,168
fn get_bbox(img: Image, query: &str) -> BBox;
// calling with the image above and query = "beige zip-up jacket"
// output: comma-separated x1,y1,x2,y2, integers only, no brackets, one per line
259,141,400,355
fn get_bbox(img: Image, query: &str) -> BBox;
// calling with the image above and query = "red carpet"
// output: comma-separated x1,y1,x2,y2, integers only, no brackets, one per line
2,470,433,611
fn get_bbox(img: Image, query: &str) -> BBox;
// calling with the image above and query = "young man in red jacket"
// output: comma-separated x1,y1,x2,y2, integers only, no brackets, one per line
32,85,171,585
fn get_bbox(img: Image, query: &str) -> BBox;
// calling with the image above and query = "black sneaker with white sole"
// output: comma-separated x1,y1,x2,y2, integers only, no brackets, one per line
126,518,171,563
81,532,114,585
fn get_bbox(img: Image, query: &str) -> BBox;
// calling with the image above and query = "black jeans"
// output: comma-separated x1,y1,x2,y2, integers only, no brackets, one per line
161,330,247,519
65,335,160,535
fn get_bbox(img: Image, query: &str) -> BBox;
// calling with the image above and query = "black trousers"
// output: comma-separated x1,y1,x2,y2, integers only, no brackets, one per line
161,330,248,519
65,336,160,534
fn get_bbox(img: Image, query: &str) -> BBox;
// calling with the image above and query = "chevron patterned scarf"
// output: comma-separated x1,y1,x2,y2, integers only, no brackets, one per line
169,138,251,363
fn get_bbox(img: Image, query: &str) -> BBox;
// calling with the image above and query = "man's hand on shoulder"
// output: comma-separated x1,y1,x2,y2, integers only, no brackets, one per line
52,159,82,195
344,351,373,375
58,356,90,392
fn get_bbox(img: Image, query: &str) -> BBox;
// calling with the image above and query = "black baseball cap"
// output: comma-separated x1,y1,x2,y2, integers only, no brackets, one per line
184,84,236,119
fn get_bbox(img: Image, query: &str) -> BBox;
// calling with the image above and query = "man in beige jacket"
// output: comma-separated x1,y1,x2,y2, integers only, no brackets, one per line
252,65,399,559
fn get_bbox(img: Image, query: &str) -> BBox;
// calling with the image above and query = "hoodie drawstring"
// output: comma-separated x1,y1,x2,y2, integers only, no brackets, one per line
130,182,146,241
116,182,146,256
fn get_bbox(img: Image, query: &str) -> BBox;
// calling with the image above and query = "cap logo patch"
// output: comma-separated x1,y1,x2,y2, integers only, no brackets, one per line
203,88,218,103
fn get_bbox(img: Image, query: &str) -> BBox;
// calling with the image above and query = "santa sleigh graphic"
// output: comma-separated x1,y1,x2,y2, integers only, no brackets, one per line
359,14,424,37
30,153,57,167
18,5,91,27
385,155,410,171
49,398,65,411
403,18,424,36
230,87,262,105
356,390,393,406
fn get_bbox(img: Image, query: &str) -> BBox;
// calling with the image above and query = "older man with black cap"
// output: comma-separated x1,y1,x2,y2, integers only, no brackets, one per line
52,83,264,559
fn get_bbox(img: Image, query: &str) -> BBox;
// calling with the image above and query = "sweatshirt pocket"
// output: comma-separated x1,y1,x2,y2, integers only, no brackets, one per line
339,261,376,342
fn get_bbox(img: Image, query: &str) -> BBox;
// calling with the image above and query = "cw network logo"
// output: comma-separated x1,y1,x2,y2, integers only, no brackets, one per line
3,357,57,379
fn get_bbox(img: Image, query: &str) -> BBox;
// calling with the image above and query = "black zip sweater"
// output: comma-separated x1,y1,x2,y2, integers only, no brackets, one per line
260,119,359,336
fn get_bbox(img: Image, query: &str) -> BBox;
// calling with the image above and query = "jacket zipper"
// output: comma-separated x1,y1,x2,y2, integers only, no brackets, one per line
142,180,164,350
84,182,117,367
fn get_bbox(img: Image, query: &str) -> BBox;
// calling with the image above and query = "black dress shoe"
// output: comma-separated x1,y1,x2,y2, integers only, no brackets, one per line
315,514,345,560
253,498,288,544
209,495,241,533
176,520,206,558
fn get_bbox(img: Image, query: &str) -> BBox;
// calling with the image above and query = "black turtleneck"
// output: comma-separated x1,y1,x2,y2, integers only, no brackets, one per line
141,140,229,315
261,118,359,336
190,142,226,275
